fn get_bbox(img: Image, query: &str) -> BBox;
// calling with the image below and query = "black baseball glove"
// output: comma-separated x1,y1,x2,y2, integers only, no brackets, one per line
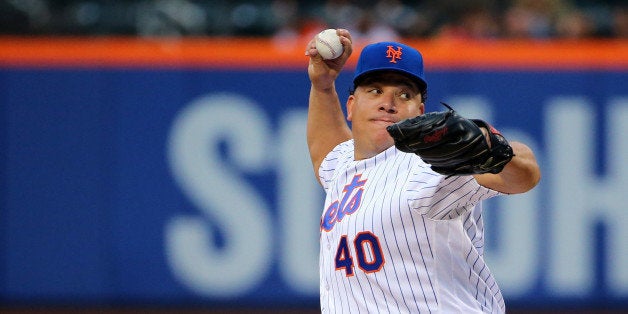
386,103,514,176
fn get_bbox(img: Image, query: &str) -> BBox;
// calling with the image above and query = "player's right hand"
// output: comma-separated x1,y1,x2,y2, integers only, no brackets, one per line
306,29,353,91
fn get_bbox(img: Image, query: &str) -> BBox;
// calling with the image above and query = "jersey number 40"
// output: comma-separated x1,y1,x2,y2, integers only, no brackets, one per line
335,231,385,276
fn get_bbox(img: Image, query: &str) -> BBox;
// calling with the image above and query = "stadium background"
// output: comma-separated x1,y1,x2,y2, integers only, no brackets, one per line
1,0,627,313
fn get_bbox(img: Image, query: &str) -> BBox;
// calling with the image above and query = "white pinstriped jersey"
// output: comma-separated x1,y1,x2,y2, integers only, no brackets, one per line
318,140,505,314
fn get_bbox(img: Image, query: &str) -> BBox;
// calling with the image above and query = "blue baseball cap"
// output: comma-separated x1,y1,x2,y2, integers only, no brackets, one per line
353,42,427,92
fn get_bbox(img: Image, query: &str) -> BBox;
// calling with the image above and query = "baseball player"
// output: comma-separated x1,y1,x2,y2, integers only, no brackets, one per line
305,29,541,313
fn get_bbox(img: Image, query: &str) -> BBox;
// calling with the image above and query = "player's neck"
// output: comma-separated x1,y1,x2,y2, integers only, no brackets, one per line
353,141,395,161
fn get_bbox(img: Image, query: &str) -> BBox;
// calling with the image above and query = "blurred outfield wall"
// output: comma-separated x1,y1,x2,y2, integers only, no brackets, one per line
0,37,627,311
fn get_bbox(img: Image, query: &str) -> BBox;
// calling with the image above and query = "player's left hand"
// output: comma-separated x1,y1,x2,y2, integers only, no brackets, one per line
386,103,514,176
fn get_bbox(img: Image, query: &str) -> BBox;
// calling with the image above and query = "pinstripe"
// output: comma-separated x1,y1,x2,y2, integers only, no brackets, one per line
409,177,476,216
395,154,429,313
399,180,433,313
374,155,400,311
395,157,422,313
417,214,438,311
465,241,505,313
470,250,482,298
371,151,400,312
384,154,414,312
399,152,434,313
356,159,384,314
360,151,395,313
372,153,400,313
347,161,371,314
464,211,479,244
377,155,400,313
429,187,474,219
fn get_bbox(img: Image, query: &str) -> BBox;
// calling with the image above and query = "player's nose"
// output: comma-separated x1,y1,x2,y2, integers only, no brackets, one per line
379,98,397,114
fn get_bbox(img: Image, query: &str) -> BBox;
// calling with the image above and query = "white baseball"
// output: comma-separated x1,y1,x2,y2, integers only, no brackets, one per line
315,29,344,60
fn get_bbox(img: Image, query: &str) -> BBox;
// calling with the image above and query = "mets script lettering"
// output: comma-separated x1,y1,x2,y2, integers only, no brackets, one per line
321,174,367,232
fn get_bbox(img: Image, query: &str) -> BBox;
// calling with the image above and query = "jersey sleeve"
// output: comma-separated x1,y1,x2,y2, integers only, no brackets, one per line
407,165,502,220
318,140,354,191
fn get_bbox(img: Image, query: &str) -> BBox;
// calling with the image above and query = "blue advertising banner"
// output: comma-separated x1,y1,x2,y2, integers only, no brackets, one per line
1,66,627,310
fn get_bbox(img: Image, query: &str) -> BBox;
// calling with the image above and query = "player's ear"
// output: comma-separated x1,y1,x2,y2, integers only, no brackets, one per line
346,95,355,121
418,102,425,115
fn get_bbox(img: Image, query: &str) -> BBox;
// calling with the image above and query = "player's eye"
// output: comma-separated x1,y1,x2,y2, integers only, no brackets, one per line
367,88,382,95
397,91,412,100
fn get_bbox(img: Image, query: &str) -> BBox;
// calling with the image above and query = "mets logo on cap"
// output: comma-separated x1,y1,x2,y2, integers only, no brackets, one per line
386,45,402,63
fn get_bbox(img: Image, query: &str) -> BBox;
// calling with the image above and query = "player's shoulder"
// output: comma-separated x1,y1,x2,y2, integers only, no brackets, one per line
318,139,354,184
326,139,354,160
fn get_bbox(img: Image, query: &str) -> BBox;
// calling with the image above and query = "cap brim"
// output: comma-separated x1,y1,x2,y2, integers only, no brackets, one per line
354,68,427,92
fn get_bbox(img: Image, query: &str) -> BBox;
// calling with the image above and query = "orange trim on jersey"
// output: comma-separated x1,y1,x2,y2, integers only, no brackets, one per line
0,36,626,70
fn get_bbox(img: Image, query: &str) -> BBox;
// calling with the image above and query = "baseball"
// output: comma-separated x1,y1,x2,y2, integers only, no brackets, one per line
315,29,344,60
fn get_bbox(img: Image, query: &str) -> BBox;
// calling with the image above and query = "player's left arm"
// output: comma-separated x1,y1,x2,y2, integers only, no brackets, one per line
386,104,540,194
474,139,541,195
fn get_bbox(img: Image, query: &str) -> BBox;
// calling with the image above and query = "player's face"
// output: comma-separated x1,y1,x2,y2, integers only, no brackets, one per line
347,72,425,159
